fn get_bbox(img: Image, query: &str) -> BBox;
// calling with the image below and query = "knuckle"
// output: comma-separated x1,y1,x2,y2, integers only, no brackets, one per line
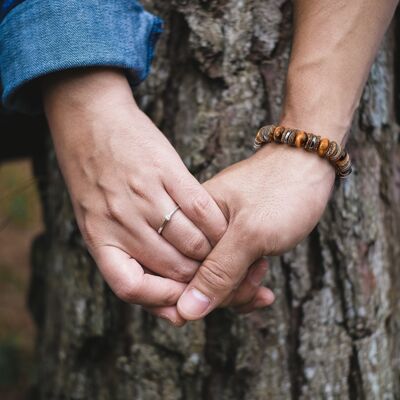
214,222,228,242
106,197,125,223
198,258,235,292
173,265,196,283
114,279,141,304
128,176,150,200
183,234,209,259
161,288,179,306
190,193,212,218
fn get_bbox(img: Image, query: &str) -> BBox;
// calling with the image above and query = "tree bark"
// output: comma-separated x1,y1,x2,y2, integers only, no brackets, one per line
30,1,400,399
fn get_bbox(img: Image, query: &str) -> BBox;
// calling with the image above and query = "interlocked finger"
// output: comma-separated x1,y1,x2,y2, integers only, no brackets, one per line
234,288,275,314
95,246,187,307
148,195,213,261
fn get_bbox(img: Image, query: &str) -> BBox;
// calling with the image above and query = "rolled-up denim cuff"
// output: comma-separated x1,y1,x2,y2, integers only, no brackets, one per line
0,0,162,114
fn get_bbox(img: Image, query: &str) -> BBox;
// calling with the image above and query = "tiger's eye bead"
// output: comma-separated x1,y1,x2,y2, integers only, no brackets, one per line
256,125,272,144
274,126,285,142
255,129,265,145
318,138,330,157
295,131,307,148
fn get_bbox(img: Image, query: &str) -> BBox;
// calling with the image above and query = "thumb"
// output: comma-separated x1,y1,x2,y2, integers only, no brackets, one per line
177,226,259,320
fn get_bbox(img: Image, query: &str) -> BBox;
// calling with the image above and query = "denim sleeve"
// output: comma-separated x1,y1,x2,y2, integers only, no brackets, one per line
0,0,163,114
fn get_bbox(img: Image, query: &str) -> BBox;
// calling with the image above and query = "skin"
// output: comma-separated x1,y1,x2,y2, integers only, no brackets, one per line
177,0,399,320
42,0,398,325
42,69,274,327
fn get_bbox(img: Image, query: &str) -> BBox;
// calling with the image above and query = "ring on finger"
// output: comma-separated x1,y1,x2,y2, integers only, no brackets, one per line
157,206,180,235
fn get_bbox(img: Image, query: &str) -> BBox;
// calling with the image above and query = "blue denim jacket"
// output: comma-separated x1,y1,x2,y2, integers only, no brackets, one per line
0,0,162,114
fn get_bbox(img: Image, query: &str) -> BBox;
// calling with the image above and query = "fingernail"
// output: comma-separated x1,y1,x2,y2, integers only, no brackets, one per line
179,288,210,318
266,290,275,304
159,314,185,327
248,265,268,286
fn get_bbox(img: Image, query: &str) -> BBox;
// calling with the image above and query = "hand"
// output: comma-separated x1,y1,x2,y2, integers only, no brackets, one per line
42,68,230,323
42,68,272,326
177,142,335,320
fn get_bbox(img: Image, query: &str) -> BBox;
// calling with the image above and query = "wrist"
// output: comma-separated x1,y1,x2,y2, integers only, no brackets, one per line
255,142,335,183
42,67,137,119
279,107,351,147
281,69,358,146
278,110,350,146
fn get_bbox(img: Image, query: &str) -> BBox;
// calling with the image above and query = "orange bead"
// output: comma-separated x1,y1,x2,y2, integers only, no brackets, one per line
318,138,330,157
295,131,307,148
274,126,285,142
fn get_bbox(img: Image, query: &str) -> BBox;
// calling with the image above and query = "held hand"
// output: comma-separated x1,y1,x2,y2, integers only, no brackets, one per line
43,69,230,324
43,68,271,326
177,143,335,320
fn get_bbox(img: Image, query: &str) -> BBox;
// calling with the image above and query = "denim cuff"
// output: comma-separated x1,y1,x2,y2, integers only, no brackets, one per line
0,0,162,114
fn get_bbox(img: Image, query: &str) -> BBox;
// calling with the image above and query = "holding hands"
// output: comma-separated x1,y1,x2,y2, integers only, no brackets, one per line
43,68,276,326
36,0,397,326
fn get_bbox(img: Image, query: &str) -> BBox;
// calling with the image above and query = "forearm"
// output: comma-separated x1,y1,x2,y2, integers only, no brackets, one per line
42,68,142,188
43,69,136,142
43,68,135,115
281,0,398,143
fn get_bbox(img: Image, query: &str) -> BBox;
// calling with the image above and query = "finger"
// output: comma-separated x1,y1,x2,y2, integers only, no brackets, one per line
143,306,187,327
141,267,187,327
177,226,259,320
164,171,227,246
95,246,187,306
148,199,212,261
234,287,275,314
120,225,201,283
220,258,268,308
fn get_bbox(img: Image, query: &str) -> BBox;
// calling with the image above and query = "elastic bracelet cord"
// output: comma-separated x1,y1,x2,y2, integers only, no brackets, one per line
253,125,352,178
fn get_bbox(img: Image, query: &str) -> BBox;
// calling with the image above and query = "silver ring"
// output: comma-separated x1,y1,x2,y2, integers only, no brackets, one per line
157,206,180,235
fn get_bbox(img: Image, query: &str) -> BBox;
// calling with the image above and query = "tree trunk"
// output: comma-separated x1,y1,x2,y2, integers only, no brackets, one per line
30,1,400,399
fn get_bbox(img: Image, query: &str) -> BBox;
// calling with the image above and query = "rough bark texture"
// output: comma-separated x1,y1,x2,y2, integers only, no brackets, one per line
29,1,400,399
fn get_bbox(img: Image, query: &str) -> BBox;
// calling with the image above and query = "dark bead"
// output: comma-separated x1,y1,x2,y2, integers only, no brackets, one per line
274,126,285,142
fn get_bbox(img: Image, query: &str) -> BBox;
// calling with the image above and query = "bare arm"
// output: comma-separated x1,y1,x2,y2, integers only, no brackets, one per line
282,0,398,142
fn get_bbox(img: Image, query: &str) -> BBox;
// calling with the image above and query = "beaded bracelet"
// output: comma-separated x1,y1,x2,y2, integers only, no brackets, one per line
253,125,352,178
